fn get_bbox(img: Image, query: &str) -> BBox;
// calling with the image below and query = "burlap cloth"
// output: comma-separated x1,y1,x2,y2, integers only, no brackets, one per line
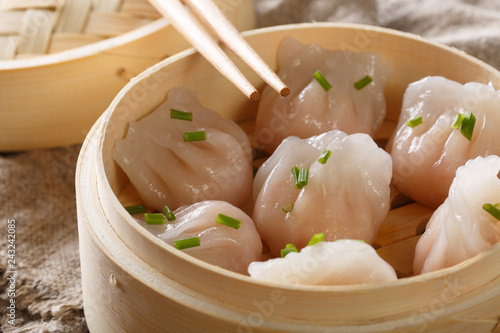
1,0,499,332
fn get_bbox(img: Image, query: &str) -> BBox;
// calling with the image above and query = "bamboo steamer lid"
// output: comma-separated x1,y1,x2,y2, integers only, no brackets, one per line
0,0,255,151
76,23,500,332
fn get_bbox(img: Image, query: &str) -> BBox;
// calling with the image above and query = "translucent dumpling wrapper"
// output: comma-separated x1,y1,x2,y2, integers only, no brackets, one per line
147,200,264,275
388,76,500,208
248,240,397,285
254,36,393,154
112,87,253,212
253,130,392,256
413,156,500,275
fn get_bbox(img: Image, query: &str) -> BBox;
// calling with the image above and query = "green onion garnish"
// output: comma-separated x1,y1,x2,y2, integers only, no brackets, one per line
291,166,309,189
354,75,373,90
307,233,325,246
292,166,300,187
451,111,476,141
298,168,309,188
407,115,423,128
313,70,332,91
460,111,476,141
174,236,201,250
144,213,166,225
184,130,206,142
280,243,299,258
170,108,193,121
125,204,147,215
282,203,294,213
482,203,500,222
451,113,465,129
318,150,332,164
162,205,176,221
216,213,242,229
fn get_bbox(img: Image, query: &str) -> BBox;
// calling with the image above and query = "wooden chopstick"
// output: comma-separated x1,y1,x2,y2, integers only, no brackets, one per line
147,0,289,101
183,0,290,98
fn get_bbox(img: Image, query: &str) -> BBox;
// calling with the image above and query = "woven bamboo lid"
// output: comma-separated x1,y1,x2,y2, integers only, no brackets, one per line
0,0,162,59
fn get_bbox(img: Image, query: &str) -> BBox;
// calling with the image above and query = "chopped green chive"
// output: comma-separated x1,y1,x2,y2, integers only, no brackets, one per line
298,168,309,188
292,166,300,187
460,111,476,141
184,130,206,142
307,233,325,246
354,75,373,90
483,203,500,222
318,150,332,164
125,204,147,215
216,213,242,229
144,213,166,225
313,70,332,91
407,115,423,128
174,236,201,250
170,108,193,121
451,111,476,141
280,243,299,258
291,166,309,189
451,113,465,129
162,205,176,221
282,203,294,213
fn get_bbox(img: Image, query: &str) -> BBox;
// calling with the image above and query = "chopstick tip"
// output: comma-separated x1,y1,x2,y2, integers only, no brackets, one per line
280,87,290,97
250,91,260,101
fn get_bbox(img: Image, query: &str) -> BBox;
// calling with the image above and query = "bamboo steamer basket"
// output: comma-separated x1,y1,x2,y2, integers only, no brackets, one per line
76,23,500,332
0,0,255,151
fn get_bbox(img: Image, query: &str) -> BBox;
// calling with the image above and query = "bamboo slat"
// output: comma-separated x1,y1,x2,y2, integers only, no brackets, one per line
0,12,24,34
0,36,17,58
84,11,152,37
121,0,162,19
47,32,104,53
91,0,121,12
55,0,92,33
17,9,58,54
0,0,61,11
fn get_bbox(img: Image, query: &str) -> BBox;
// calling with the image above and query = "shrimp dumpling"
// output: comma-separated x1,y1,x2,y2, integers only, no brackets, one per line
253,130,392,256
389,76,500,208
248,240,397,285
254,36,393,154
112,87,253,212
158,200,263,274
413,156,500,275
